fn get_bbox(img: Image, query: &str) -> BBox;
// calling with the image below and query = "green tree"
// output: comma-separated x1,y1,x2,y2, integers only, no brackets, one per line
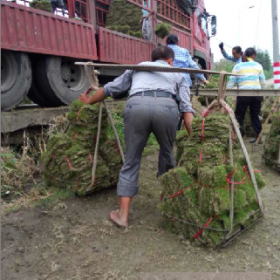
255,49,272,72
255,48,273,79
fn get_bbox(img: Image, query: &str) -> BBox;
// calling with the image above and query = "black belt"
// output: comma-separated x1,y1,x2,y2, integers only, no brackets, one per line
130,90,176,100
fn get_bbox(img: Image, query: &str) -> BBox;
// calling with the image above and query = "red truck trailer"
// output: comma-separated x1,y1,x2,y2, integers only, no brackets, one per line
1,0,217,110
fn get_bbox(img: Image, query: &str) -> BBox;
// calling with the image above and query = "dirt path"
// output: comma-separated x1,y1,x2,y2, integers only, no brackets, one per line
1,144,280,280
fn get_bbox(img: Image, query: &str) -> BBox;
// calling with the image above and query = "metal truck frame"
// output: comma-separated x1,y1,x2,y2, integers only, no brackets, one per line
1,0,217,110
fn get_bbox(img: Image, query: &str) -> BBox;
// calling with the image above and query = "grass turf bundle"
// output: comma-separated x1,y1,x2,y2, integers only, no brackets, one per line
30,0,52,13
42,100,122,196
159,113,265,247
154,22,172,39
263,112,280,172
105,0,143,37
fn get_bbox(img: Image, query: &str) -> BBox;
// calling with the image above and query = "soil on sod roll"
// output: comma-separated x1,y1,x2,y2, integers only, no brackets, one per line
264,112,280,172
105,0,143,37
42,100,122,196
159,113,265,247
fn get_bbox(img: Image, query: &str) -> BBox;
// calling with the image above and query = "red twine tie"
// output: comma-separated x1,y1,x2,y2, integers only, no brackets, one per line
66,157,73,170
225,169,246,185
193,217,213,239
169,187,191,199
201,118,206,141
89,152,93,163
199,149,203,163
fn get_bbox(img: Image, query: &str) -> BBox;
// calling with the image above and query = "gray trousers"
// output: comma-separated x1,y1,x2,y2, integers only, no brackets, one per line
142,17,153,41
117,96,179,197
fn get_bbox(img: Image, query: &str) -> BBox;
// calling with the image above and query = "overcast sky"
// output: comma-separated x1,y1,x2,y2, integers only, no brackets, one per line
204,0,280,62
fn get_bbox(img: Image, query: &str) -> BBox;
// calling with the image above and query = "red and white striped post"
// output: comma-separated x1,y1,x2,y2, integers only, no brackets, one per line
272,0,280,89
273,62,280,89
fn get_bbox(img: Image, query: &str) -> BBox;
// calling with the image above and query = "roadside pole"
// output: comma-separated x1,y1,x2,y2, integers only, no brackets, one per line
272,0,280,89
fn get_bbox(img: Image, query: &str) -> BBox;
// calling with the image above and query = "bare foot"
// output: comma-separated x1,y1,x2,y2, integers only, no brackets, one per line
110,210,128,228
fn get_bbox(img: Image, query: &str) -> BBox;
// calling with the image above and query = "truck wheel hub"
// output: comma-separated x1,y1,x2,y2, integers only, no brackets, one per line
61,59,85,91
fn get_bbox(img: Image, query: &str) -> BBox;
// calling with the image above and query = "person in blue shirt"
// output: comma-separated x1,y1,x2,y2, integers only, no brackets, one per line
219,42,243,64
166,34,209,87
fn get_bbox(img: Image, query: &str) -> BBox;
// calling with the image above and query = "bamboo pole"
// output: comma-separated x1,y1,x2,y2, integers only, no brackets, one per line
278,144,280,165
228,128,235,234
217,72,227,106
87,103,103,191
103,101,125,163
84,65,125,164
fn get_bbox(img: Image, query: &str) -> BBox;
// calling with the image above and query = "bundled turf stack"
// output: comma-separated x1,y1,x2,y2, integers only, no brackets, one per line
264,112,280,172
42,100,122,196
154,22,172,39
105,0,143,38
30,0,52,12
159,113,265,247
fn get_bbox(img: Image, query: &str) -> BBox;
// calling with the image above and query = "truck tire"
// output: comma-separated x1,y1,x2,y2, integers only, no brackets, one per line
28,82,54,107
33,56,92,106
1,51,32,111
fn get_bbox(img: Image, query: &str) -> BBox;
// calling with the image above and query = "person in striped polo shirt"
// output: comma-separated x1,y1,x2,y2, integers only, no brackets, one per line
227,47,266,143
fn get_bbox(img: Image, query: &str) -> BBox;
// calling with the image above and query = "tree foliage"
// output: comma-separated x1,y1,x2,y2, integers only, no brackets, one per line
255,49,272,72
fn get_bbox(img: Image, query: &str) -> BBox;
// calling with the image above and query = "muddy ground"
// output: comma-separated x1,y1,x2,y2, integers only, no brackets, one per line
1,142,280,280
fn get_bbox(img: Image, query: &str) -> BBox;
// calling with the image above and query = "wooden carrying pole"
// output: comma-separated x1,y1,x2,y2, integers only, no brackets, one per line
84,65,125,164
87,103,103,191
228,128,235,234
83,65,125,192
220,101,264,213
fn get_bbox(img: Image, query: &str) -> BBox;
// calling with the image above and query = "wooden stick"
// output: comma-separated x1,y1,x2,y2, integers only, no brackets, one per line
221,102,264,213
278,144,280,165
217,72,227,105
84,64,125,164
103,100,125,163
87,103,103,191
256,97,279,144
228,128,235,233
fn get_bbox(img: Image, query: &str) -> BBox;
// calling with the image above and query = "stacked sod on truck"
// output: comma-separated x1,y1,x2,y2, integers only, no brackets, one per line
264,112,280,172
154,22,172,39
105,0,143,38
159,113,265,247
42,100,122,196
